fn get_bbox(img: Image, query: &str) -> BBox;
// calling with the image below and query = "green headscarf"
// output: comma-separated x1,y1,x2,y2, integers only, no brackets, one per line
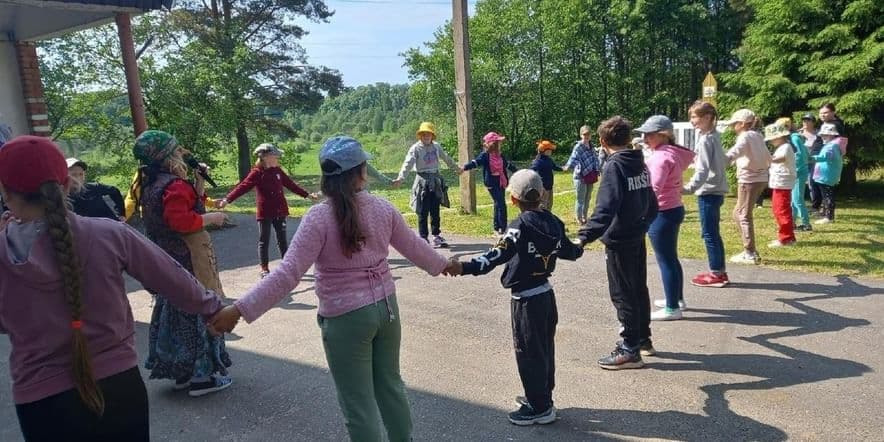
133,130,178,165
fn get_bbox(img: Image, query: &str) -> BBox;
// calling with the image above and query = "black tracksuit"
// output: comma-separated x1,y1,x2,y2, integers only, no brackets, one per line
462,209,583,413
69,182,125,220
578,149,658,349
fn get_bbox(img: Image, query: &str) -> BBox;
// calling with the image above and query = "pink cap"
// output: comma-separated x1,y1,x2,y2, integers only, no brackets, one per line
483,132,506,143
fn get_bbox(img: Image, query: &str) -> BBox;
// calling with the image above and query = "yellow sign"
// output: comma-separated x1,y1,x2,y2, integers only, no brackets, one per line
702,71,717,106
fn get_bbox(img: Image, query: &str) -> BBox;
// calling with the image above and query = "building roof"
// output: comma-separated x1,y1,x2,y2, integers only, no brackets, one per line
1,0,173,41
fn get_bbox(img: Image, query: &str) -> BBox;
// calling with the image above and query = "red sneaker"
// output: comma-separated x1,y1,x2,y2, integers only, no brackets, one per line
691,272,729,288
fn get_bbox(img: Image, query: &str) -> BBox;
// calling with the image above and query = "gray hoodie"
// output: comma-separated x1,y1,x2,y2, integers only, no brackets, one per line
684,130,729,195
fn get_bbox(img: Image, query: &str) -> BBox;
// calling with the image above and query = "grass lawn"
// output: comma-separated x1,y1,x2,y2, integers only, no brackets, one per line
208,161,884,278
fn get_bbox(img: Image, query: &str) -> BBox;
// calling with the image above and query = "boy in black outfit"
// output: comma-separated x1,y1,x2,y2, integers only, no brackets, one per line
447,169,583,425
578,116,658,370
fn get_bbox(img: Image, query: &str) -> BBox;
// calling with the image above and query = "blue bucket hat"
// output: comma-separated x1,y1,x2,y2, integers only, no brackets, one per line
319,136,372,176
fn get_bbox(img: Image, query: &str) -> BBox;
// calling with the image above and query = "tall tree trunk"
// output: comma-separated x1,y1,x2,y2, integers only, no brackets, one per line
236,122,251,179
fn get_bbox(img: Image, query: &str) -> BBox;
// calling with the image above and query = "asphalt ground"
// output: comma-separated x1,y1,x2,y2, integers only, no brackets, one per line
1,213,882,441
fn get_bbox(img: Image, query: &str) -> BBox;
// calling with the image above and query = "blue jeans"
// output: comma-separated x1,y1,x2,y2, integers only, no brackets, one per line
792,172,810,226
573,179,594,221
648,206,685,310
697,194,726,273
488,185,508,233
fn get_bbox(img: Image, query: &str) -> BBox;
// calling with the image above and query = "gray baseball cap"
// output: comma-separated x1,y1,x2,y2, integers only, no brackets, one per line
635,115,674,133
319,136,372,176
507,169,543,202
253,143,284,156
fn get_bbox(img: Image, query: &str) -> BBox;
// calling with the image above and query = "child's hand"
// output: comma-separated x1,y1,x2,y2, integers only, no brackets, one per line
308,192,321,202
210,305,242,333
215,198,228,209
391,179,402,189
442,258,463,276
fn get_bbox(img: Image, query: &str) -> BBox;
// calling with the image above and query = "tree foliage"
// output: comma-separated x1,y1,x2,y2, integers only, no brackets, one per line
719,0,884,186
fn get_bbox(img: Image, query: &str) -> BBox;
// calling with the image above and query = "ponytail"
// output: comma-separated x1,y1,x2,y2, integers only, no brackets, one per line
39,181,104,416
320,161,366,258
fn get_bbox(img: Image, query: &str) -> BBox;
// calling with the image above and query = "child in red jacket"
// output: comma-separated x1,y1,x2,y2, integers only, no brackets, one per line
218,143,317,277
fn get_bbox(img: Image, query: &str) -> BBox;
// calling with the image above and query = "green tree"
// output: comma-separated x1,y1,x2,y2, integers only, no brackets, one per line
720,0,884,189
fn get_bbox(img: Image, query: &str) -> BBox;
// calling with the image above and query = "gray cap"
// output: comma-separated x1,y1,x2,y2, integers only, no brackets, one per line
319,136,372,176
635,115,674,133
254,143,284,156
507,169,543,202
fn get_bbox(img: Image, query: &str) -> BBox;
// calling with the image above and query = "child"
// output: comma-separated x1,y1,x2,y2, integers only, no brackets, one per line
217,143,317,278
764,122,797,247
811,123,843,224
66,158,126,220
563,125,600,224
449,169,582,425
777,117,812,231
0,136,224,441
462,132,518,235
635,115,695,321
578,116,658,369
684,101,729,288
393,122,461,247
800,114,824,215
209,136,455,442
723,109,771,265
530,140,564,211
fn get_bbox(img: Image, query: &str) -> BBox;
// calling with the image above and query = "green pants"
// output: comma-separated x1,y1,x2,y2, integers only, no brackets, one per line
318,295,412,442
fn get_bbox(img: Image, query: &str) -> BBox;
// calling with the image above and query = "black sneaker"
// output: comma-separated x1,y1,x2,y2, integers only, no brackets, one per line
507,404,556,426
188,375,233,397
598,344,644,370
795,224,813,232
639,339,656,357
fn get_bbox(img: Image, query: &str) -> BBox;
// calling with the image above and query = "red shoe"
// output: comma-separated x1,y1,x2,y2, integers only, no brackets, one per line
691,272,729,288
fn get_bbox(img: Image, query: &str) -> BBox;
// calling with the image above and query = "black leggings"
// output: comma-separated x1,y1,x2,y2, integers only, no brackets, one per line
16,366,149,442
259,217,288,267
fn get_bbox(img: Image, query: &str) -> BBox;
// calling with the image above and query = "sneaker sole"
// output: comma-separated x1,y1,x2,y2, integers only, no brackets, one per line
640,348,656,357
599,360,645,370
173,383,191,392
188,380,233,397
508,408,557,426
690,281,728,288
651,315,683,321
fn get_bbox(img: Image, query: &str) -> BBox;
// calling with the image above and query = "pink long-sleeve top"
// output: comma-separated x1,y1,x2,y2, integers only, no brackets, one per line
235,191,449,320
0,215,223,404
646,143,696,211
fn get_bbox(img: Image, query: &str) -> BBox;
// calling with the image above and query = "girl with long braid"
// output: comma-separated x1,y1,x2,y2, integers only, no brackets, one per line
0,136,224,441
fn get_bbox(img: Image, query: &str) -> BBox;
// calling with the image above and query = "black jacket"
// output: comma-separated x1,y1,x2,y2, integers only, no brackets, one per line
578,149,657,247
462,209,583,295
531,155,564,190
69,182,124,220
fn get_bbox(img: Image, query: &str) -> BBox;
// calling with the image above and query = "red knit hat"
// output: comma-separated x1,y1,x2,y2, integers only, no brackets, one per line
0,136,69,194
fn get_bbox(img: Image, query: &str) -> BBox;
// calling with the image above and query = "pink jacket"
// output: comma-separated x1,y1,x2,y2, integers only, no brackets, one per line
646,144,696,211
235,192,449,320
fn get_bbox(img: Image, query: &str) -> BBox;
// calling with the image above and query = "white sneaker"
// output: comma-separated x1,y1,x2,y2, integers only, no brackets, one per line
651,308,683,321
768,239,796,248
814,218,832,225
729,251,760,265
654,299,687,309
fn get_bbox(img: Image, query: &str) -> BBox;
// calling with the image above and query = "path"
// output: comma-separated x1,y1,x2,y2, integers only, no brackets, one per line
1,213,882,441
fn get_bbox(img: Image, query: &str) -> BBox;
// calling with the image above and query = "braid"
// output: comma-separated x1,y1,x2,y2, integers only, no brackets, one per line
39,182,105,416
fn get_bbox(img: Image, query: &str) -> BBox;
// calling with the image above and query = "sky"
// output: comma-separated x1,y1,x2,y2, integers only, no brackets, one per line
297,0,477,87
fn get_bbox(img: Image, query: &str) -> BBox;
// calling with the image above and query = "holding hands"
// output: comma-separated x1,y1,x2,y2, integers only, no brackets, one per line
442,258,463,276
210,305,242,334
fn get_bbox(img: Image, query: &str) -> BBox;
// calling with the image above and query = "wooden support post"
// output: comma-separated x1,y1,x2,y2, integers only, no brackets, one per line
452,0,476,214
115,13,148,136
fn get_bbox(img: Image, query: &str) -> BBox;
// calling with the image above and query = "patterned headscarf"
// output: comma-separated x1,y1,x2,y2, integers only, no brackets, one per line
133,130,178,165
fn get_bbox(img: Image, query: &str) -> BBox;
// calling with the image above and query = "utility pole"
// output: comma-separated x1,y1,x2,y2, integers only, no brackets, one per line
115,13,147,136
452,0,476,214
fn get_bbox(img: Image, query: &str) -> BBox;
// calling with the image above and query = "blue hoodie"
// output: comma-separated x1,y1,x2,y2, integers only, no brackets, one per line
812,141,842,186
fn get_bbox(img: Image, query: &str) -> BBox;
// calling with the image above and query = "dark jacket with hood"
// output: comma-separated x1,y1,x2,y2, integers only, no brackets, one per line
578,149,658,247
462,209,583,296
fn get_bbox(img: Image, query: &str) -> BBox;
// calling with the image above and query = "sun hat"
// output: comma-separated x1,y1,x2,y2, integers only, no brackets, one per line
416,122,436,139
483,132,506,144
536,140,556,153
763,122,791,142
507,169,543,203
319,136,372,176
0,136,69,194
133,130,178,165
721,109,756,126
634,115,674,133
253,143,284,156
66,158,87,170
818,123,840,137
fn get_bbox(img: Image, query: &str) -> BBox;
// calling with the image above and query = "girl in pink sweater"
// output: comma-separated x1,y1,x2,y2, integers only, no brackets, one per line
211,136,455,441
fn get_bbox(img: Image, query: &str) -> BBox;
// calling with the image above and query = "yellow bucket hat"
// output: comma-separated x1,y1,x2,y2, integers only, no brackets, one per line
416,122,436,139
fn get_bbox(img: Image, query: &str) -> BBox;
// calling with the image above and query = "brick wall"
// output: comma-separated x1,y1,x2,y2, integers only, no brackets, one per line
14,41,50,136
